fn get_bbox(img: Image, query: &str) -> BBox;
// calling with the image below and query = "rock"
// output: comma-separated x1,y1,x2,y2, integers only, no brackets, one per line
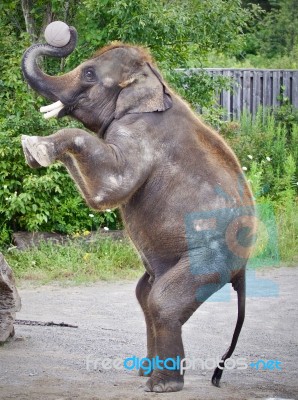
0,253,21,343
12,230,125,250
12,231,68,250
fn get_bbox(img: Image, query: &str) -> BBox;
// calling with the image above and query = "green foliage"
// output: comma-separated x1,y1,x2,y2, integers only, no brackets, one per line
72,0,254,68
237,0,298,68
274,193,298,263
166,69,231,110
220,110,298,263
204,0,298,68
203,49,298,69
256,0,298,59
220,109,298,200
273,100,298,138
4,237,143,283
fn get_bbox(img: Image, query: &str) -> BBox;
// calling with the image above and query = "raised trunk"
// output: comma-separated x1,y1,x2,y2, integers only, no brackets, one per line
21,27,78,101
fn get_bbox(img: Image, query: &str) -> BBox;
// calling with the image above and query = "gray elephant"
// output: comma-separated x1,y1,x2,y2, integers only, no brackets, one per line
21,27,256,393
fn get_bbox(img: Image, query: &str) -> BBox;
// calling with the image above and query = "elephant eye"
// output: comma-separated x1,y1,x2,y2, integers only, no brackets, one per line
84,68,96,82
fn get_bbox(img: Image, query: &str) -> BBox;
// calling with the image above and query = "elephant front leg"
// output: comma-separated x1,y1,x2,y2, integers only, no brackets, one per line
21,127,154,210
21,129,107,208
22,129,111,208
21,128,92,168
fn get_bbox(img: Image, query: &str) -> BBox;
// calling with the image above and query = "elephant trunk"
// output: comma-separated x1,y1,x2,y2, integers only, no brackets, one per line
21,27,78,101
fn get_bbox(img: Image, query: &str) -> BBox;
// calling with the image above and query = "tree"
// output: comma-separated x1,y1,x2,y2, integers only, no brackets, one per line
242,0,272,12
243,0,298,59
72,0,254,68
259,0,298,57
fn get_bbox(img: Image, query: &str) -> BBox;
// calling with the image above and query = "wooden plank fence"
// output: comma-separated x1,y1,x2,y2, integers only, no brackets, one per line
186,69,298,120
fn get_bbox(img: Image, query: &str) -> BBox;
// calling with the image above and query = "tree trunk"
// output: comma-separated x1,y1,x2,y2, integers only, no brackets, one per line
38,3,53,42
21,0,37,43
60,0,71,70
21,0,53,44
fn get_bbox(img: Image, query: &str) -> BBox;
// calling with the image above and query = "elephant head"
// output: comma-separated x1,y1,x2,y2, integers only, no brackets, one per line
22,29,172,135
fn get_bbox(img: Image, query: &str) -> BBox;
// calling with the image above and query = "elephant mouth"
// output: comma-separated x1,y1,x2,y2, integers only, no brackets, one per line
40,100,65,119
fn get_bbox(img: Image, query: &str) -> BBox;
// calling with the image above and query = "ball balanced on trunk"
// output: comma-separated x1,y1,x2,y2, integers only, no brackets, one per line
44,21,71,47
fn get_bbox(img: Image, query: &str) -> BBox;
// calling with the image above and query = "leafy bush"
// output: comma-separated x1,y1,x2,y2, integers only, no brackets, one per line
273,100,298,138
166,69,231,109
219,109,298,263
220,109,297,200
74,0,255,68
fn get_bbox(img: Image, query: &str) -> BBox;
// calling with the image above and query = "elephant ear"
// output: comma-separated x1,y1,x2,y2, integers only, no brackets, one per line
115,63,172,119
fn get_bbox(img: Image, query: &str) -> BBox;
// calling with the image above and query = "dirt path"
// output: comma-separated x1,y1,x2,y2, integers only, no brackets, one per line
1,267,297,400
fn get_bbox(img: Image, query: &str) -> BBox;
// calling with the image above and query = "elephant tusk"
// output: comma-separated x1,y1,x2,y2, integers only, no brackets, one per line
40,100,63,112
40,100,64,119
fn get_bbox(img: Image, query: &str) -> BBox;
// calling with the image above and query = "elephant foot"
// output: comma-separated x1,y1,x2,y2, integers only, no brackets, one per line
144,370,184,393
21,137,42,169
21,135,55,167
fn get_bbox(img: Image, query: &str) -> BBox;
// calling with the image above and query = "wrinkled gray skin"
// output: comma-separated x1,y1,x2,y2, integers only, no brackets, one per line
21,27,256,393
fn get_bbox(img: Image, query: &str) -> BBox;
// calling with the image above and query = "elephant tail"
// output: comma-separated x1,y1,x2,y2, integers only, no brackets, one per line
211,268,246,387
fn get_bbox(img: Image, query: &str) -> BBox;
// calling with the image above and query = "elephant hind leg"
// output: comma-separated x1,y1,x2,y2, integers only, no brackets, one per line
212,268,246,387
144,258,200,393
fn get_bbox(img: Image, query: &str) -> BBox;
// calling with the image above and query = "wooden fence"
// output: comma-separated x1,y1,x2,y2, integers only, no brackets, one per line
194,68,298,120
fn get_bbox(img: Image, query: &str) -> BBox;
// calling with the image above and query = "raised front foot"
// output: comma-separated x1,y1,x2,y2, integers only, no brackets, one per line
144,370,184,393
21,135,56,168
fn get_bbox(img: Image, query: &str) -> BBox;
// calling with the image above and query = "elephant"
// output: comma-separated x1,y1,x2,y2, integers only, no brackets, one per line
21,26,256,393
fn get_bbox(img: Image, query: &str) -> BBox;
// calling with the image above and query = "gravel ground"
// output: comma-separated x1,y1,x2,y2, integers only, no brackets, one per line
0,266,297,400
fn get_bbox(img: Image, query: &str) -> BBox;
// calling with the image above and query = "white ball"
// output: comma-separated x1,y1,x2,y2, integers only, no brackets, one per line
44,21,71,47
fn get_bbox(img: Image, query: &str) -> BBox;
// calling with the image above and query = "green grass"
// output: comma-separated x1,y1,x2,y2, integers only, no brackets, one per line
274,199,298,264
4,237,143,285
